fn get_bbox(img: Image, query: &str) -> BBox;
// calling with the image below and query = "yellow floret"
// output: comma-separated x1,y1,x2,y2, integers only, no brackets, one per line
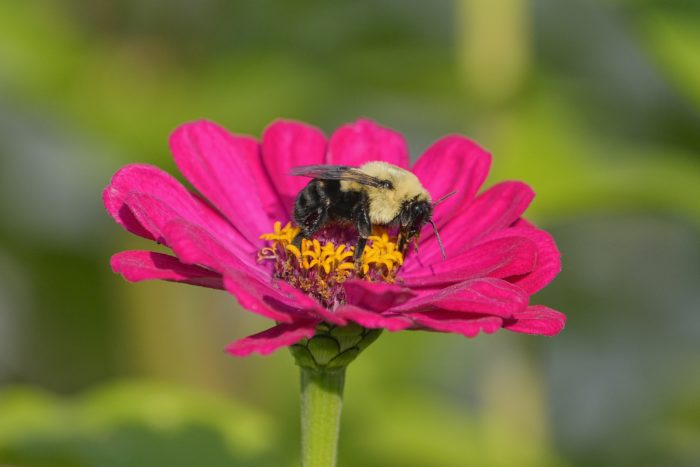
259,222,404,283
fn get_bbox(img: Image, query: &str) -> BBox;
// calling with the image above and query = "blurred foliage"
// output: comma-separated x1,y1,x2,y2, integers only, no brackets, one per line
0,0,699,466
0,381,276,466
640,4,700,110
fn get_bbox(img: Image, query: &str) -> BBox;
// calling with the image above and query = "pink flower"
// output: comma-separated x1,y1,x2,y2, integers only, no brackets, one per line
104,119,565,358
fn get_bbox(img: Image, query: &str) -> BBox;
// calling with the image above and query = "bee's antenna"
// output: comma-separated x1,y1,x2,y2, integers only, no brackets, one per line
428,219,446,260
432,191,457,207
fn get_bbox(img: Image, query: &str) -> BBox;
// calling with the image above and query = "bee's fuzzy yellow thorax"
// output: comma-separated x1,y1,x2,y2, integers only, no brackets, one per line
357,162,430,224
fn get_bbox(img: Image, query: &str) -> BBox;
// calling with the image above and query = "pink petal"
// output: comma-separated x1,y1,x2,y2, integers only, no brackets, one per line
334,305,413,331
221,271,346,326
103,164,256,260
410,314,504,337
110,250,221,286
162,218,262,279
411,135,492,228
390,277,528,318
162,219,295,322
343,280,416,312
484,226,562,294
104,164,199,242
401,236,537,288
413,181,535,265
163,219,344,325
504,305,566,336
169,121,282,242
512,218,535,229
111,250,224,289
261,120,327,217
124,192,256,267
226,320,319,356
327,119,410,168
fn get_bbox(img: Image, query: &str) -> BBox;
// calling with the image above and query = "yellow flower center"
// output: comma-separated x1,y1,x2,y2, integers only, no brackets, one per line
258,221,404,307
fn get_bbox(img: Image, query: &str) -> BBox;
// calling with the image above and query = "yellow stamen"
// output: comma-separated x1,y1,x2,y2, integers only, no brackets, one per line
258,222,405,290
285,244,301,260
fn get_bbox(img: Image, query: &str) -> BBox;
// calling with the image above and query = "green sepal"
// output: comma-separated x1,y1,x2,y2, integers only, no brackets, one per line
357,328,381,351
307,336,340,366
289,344,315,368
290,323,382,371
326,348,360,369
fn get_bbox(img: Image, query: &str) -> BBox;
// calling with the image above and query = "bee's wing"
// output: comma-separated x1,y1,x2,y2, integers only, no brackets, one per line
290,165,388,189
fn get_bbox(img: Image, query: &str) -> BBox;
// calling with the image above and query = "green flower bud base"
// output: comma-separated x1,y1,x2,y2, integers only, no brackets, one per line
290,322,382,371
291,323,382,467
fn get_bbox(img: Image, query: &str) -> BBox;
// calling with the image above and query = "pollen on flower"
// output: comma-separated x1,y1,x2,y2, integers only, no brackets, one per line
258,221,404,308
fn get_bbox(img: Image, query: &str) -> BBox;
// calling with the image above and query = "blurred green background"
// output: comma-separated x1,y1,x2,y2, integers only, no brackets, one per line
1,0,699,466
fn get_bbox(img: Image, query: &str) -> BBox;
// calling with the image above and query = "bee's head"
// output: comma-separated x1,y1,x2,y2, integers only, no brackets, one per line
399,191,456,260
400,199,433,239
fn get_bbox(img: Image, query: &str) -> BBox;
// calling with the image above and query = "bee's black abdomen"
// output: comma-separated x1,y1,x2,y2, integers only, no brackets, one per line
292,179,372,262
293,180,330,244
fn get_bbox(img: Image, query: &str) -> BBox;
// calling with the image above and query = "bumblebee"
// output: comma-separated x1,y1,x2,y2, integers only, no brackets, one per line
290,161,454,266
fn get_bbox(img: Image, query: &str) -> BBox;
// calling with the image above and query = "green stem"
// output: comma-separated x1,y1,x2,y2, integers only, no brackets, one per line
300,366,346,467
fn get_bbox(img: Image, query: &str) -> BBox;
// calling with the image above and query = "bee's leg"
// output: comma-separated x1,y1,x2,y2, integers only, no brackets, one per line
292,232,304,249
292,181,329,249
352,203,371,271
396,228,407,253
353,236,367,270
293,207,328,249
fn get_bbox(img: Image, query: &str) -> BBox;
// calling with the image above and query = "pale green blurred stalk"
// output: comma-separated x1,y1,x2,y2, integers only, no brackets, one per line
456,0,531,104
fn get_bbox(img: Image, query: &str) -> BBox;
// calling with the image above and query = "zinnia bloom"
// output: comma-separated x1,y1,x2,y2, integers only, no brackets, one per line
104,119,565,361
